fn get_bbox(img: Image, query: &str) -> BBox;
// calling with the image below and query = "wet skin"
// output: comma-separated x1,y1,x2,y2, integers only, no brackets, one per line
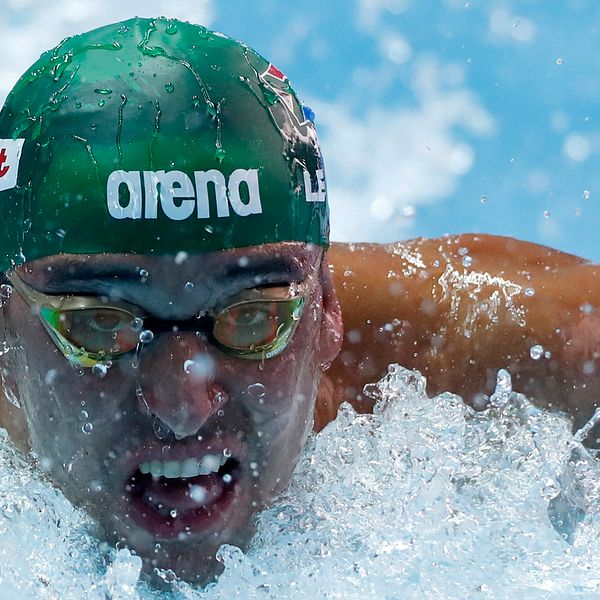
315,235,600,439
0,242,343,584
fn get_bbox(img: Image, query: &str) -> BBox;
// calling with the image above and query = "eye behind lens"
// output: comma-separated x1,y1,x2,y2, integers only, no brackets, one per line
41,306,140,355
213,297,304,355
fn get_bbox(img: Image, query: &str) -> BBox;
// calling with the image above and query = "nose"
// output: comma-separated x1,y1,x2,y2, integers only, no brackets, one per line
136,332,226,439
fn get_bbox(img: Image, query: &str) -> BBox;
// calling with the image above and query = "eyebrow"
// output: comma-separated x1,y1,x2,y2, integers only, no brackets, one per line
28,256,307,294
34,264,146,291
222,257,304,283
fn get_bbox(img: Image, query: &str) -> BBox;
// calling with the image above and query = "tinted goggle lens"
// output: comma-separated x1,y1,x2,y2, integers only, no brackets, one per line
41,306,139,356
213,297,304,359
38,296,305,365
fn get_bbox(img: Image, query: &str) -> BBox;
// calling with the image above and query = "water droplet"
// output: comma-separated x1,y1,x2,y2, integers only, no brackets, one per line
480,195,488,204
130,317,144,332
222,473,233,484
164,82,175,93
530,344,544,360
174,251,188,265
44,369,58,385
165,22,178,35
223,448,232,459
524,287,535,297
238,256,249,268
79,410,89,422
215,147,226,161
217,409,225,417
495,369,512,393
139,330,154,344
82,422,93,435
541,477,560,500
136,385,151,415
543,210,550,218
0,284,13,300
169,509,178,518
204,225,214,234
184,355,214,378
461,256,473,268
247,383,266,401
580,303,594,314
207,393,222,409
189,485,207,503
92,363,108,378
1,370,20,407
94,88,113,95
139,268,149,278
184,281,194,291
75,101,82,109
250,461,258,470
97,99,106,107
583,360,596,375
153,418,170,440
556,57,564,65
583,190,591,200
90,480,102,493
490,369,512,408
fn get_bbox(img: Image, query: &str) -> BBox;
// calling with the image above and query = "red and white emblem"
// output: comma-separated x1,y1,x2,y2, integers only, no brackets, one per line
0,139,24,192
266,63,286,81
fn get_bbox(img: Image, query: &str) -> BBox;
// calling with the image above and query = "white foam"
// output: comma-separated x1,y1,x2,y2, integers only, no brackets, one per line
2,366,600,598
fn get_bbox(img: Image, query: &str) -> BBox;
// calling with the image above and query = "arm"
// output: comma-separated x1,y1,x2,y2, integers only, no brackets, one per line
314,234,600,432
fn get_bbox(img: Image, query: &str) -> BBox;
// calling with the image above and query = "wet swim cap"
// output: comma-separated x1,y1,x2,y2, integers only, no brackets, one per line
0,17,328,271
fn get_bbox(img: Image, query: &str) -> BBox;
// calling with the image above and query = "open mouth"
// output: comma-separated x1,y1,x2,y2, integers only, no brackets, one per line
125,453,241,539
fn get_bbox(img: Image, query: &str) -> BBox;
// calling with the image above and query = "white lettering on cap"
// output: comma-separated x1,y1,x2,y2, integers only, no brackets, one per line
106,170,143,219
106,168,263,220
228,169,262,216
0,139,25,193
303,169,326,203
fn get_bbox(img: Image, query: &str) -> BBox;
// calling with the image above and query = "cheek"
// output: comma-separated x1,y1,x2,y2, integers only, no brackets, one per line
11,358,131,470
233,311,323,429
236,349,318,414
247,358,318,456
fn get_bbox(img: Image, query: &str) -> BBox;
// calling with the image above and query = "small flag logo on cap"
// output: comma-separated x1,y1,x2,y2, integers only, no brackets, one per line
0,139,25,193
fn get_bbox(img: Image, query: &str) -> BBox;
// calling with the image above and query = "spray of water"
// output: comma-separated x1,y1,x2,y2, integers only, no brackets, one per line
1,366,600,598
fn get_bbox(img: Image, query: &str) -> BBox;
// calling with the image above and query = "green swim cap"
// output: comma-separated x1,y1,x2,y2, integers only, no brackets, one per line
0,17,328,271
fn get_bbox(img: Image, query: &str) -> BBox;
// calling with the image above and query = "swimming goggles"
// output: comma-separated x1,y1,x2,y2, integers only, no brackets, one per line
7,273,305,368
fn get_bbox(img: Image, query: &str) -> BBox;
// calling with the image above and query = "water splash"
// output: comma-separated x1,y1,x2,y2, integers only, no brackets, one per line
2,367,600,597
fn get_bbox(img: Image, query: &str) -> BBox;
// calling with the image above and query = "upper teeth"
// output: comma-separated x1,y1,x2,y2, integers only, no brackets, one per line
139,454,228,479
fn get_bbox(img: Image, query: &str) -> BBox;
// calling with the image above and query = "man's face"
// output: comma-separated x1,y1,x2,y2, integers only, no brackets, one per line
0,242,342,583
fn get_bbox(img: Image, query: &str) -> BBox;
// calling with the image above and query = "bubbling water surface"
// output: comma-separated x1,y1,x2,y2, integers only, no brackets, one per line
2,366,600,598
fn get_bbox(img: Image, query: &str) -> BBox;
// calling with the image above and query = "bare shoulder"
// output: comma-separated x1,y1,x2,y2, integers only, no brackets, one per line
320,234,600,433
329,234,586,275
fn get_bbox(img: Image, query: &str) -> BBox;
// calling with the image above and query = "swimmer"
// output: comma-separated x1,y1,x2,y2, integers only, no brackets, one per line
0,17,599,585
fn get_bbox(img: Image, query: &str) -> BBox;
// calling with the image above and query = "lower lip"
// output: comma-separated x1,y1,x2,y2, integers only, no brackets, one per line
125,467,239,540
